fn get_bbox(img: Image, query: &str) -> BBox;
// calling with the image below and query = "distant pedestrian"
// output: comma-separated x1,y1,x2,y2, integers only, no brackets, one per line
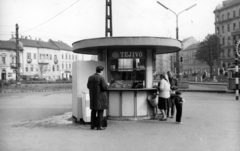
158,73,171,121
175,91,185,124
87,66,109,130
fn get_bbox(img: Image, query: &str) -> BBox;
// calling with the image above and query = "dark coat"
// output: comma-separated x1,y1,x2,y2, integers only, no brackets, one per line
87,73,108,110
168,77,178,91
175,95,183,105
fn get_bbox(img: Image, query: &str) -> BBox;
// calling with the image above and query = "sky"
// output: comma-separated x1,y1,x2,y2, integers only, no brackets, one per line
0,0,224,46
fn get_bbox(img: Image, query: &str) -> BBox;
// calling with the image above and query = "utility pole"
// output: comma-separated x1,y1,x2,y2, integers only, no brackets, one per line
15,24,20,86
157,1,196,79
106,0,112,37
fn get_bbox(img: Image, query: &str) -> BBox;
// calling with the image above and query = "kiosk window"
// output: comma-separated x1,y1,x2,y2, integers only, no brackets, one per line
110,58,146,88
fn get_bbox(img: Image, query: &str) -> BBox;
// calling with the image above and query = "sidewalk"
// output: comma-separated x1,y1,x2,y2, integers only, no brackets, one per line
0,92,239,151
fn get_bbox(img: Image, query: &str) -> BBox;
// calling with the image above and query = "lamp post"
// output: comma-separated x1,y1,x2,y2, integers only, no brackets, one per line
157,1,196,78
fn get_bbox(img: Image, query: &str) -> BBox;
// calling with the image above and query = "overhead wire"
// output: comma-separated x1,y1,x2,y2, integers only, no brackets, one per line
0,0,76,16
20,0,80,34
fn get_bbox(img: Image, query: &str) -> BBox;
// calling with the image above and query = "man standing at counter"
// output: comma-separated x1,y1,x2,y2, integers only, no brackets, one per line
87,66,109,130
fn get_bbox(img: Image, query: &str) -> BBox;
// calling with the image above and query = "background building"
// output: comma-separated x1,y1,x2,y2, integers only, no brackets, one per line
0,37,97,81
0,40,23,80
180,42,209,74
170,37,198,74
214,0,240,70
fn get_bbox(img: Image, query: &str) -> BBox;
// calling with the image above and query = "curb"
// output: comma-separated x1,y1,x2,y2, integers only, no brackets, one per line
179,89,233,93
189,82,227,86
0,88,233,95
0,89,72,95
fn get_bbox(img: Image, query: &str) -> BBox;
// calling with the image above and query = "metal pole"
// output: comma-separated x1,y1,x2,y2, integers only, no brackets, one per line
15,24,20,86
235,52,239,100
156,2,196,79
176,16,180,79
235,39,240,100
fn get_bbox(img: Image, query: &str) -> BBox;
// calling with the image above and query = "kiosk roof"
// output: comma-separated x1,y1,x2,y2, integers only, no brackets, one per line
72,37,181,55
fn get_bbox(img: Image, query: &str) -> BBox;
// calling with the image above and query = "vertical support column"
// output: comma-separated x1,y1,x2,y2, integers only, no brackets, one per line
105,0,112,37
235,40,240,100
146,49,153,88
15,24,20,85
235,53,238,100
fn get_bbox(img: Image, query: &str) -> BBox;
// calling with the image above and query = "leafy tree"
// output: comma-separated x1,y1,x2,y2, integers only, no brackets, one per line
195,34,221,79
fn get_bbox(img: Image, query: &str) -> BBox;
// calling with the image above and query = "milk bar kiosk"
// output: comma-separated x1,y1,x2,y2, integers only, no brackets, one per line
72,36,181,121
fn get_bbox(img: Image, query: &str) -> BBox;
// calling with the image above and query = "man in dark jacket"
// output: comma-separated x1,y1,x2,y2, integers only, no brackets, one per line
87,66,109,130
167,71,178,118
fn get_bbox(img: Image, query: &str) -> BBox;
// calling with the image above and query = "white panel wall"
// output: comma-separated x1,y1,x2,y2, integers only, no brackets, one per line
72,61,106,121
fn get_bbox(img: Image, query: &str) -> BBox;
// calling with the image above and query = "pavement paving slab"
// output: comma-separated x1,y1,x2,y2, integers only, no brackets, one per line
0,92,239,151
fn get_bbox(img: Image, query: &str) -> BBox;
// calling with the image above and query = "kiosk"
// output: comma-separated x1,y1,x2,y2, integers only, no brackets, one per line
72,37,181,120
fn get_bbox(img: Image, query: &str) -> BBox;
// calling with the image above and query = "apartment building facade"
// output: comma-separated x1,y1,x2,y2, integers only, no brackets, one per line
0,37,89,81
0,40,23,80
214,0,240,70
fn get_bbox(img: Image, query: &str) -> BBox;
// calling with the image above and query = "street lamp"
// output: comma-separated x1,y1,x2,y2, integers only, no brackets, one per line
157,1,196,78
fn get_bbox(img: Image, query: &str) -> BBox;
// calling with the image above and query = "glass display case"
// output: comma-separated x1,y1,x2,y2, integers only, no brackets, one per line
109,50,146,88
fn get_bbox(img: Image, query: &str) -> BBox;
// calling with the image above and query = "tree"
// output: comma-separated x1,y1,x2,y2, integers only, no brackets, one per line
195,34,221,79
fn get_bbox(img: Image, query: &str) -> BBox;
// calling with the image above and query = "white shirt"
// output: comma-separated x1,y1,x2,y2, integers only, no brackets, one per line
158,79,171,99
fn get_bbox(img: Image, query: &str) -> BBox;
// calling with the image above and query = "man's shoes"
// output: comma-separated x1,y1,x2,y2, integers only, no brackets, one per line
97,127,106,130
159,118,167,121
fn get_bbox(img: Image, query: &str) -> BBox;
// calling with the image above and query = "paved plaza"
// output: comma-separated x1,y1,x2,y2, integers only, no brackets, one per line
0,91,239,151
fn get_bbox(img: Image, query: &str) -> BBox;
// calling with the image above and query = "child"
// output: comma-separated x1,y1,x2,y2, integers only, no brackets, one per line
175,91,185,124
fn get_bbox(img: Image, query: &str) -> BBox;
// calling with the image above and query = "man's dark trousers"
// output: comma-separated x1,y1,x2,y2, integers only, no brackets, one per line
167,96,175,117
91,110,103,129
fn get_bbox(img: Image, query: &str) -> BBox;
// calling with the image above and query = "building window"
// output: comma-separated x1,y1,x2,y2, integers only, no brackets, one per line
11,56,14,63
43,54,45,60
26,67,28,72
57,65,59,71
62,63,64,69
54,55,57,60
233,23,236,30
216,15,219,22
27,53,31,59
50,54,52,60
222,37,225,45
222,14,224,21
216,27,219,34
228,37,231,45
233,35,236,44
2,56,6,64
53,65,55,72
228,24,230,32
233,10,236,17
222,26,224,33
31,66,33,72
227,12,230,19
228,49,231,57
46,54,49,60
34,53,36,59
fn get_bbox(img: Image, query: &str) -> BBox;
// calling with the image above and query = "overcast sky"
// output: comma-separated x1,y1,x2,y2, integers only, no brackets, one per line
0,0,223,46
